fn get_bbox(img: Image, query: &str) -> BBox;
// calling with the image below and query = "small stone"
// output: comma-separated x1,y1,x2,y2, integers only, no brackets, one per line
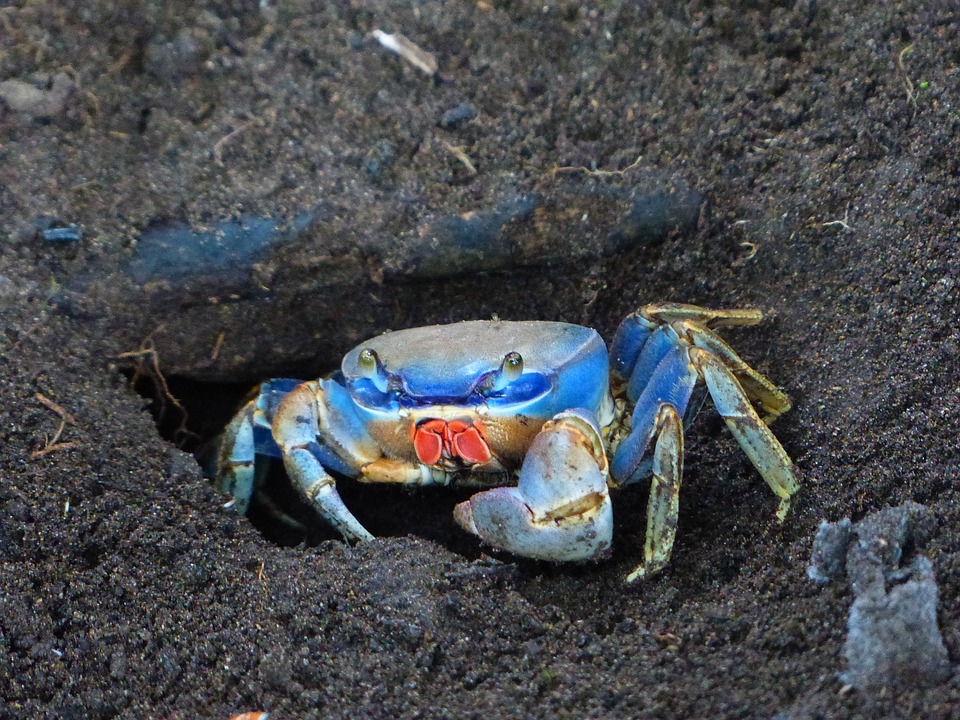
363,139,397,177
440,103,477,128
844,556,950,691
0,73,77,120
41,224,83,244
807,518,852,583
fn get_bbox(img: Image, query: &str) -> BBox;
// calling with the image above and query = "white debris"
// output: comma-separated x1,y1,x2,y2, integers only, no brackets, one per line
370,29,438,76
0,72,77,119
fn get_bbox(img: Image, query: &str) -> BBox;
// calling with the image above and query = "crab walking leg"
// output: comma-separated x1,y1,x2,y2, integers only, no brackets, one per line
611,343,698,485
611,304,763,381
684,321,792,422
624,325,685,402
215,401,257,513
610,311,656,380
273,383,375,544
627,405,684,582
639,302,764,329
691,347,799,520
453,410,613,562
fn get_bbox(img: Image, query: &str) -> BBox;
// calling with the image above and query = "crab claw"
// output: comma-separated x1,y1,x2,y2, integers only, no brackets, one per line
454,410,612,562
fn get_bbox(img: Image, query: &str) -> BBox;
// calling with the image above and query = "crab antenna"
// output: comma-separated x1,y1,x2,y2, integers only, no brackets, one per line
481,351,524,394
357,348,392,393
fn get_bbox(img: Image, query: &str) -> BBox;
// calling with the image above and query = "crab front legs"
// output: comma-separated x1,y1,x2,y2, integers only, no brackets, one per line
270,379,383,543
610,303,799,581
454,410,614,563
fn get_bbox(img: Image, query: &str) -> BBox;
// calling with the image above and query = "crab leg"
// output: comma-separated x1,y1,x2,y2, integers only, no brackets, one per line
610,321,799,579
273,382,376,544
609,344,698,579
453,410,613,562
215,400,257,514
622,303,791,419
611,342,698,484
638,302,764,329
627,404,684,582
212,379,316,524
691,347,798,520
611,304,760,377
684,322,791,422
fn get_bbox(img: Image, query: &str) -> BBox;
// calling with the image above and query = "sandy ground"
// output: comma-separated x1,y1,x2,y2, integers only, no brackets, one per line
2,1,959,718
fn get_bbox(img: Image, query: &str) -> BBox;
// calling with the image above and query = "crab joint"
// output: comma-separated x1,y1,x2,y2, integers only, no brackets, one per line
412,418,492,466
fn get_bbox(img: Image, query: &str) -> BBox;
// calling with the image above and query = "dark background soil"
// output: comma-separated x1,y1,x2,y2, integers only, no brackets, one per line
2,1,959,718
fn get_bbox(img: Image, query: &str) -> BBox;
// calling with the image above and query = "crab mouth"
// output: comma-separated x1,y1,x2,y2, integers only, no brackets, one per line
412,417,493,467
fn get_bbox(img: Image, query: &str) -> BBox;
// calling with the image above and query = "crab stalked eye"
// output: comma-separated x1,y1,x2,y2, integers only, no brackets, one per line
358,348,376,369
357,348,391,393
479,351,524,395
502,351,523,381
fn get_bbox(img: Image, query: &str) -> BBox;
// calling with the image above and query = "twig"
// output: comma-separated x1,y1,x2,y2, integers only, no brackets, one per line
370,29,438,76
213,122,250,164
821,204,854,233
443,143,477,174
732,241,758,267
554,153,643,177
31,392,77,458
34,392,76,424
209,330,226,362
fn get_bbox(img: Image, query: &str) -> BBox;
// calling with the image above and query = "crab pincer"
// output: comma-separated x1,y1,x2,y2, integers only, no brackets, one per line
453,410,612,562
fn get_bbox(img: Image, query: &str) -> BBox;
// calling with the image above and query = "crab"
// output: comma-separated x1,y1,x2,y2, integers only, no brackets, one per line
214,303,798,581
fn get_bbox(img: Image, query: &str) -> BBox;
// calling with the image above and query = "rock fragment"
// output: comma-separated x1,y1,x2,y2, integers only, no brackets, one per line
808,503,950,692
0,73,77,121
807,518,852,584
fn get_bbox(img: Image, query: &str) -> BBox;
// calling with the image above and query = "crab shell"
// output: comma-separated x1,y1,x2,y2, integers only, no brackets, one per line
340,320,613,469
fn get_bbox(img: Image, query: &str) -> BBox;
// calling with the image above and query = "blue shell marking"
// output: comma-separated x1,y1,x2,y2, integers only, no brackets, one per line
341,320,609,419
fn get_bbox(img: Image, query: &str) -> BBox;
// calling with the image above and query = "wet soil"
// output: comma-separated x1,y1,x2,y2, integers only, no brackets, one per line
2,1,960,718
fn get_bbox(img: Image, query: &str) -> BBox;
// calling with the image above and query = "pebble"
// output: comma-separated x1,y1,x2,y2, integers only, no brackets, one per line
0,73,77,121
440,103,477,128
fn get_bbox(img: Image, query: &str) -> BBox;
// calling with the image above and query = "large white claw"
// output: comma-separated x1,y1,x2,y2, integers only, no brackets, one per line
454,410,612,562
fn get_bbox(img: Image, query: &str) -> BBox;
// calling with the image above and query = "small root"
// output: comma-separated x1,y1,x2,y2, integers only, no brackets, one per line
209,330,226,363
553,153,643,177
897,44,916,107
115,339,197,446
30,392,77,458
443,142,477,175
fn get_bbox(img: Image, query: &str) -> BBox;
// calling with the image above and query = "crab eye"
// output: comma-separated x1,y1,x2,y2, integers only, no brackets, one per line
358,348,377,369
502,351,523,382
357,348,391,393
479,351,524,395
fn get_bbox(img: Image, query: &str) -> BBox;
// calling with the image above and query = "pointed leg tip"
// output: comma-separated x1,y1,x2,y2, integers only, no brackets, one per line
775,496,792,522
343,528,377,545
626,561,667,583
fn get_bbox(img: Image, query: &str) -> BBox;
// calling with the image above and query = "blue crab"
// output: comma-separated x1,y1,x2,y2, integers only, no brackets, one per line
214,303,798,581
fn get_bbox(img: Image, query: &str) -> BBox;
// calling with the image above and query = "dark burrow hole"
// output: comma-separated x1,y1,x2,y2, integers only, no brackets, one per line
125,371,485,558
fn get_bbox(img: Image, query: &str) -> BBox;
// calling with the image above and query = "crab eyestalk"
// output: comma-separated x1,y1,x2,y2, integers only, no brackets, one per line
479,351,524,395
357,348,393,393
